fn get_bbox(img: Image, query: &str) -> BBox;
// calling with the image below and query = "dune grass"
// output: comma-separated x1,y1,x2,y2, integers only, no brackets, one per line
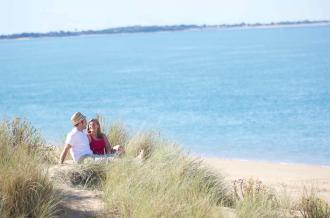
101,122,330,218
57,163,108,189
107,121,129,148
2,117,330,217
0,119,60,218
103,148,229,217
60,126,233,217
100,124,234,217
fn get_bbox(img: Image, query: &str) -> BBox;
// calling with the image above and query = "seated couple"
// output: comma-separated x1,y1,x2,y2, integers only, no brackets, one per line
59,112,124,164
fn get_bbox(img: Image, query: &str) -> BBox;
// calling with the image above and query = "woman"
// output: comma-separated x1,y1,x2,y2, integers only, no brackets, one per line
87,118,124,155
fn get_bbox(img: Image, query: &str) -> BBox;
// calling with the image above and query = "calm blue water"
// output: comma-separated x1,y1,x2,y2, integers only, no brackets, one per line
1,26,330,165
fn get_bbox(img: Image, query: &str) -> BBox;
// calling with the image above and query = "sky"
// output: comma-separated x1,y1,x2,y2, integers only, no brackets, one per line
0,0,330,35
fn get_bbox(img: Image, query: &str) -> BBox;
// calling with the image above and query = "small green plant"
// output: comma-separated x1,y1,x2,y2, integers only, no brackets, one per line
298,188,330,218
234,178,282,218
233,178,275,202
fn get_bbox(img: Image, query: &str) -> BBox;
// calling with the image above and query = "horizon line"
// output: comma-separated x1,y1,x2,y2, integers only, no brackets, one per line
1,19,330,39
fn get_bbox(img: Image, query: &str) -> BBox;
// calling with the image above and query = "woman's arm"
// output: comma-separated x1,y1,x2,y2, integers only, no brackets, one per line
103,134,112,154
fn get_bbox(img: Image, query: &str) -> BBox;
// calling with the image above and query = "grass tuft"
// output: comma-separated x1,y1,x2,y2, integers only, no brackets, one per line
66,164,107,189
0,118,61,218
125,131,156,159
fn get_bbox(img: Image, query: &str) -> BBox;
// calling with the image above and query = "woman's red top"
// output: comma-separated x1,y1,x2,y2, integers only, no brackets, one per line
89,135,107,155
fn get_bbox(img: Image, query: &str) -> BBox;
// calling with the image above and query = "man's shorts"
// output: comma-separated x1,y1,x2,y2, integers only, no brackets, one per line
78,153,118,164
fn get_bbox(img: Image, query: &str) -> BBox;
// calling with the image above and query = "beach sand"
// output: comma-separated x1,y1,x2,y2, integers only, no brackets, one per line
202,157,330,202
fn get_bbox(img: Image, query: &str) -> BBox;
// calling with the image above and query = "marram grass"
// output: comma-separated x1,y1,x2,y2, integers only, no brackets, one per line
101,122,330,218
102,131,233,218
2,118,330,218
0,119,61,218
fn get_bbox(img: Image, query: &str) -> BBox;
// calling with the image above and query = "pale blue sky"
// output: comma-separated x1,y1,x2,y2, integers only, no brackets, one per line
1,0,330,34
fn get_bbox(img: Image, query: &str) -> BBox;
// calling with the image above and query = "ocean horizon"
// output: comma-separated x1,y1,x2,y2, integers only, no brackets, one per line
1,25,330,166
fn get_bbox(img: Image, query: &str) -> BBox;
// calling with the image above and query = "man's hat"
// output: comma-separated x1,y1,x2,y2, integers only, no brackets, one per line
71,112,86,125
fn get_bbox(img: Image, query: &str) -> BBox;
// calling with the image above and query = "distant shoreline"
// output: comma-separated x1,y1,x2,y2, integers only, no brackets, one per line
1,20,329,40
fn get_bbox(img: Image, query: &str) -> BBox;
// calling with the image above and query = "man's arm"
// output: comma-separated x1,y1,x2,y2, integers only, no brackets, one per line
59,144,71,164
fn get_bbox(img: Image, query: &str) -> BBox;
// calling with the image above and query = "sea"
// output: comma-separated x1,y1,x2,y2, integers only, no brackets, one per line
1,25,330,165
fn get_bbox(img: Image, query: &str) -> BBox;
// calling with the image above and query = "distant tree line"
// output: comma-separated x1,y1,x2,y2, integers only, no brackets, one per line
1,20,329,40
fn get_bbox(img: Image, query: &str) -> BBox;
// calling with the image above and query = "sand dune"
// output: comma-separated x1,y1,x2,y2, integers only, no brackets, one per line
202,157,330,202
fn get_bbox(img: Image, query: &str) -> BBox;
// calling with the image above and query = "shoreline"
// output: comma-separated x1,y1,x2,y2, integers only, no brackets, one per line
198,153,330,168
1,21,329,41
201,156,330,202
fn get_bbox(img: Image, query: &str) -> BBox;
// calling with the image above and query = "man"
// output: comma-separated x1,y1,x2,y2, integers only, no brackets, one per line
59,112,93,164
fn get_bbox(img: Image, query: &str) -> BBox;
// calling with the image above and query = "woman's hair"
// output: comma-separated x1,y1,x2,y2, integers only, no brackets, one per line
87,118,104,138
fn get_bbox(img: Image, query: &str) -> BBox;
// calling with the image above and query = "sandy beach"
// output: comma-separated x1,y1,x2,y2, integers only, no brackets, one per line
202,157,330,202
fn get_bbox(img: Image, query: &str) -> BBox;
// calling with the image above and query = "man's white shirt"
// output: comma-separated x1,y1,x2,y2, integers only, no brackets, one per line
65,127,92,162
